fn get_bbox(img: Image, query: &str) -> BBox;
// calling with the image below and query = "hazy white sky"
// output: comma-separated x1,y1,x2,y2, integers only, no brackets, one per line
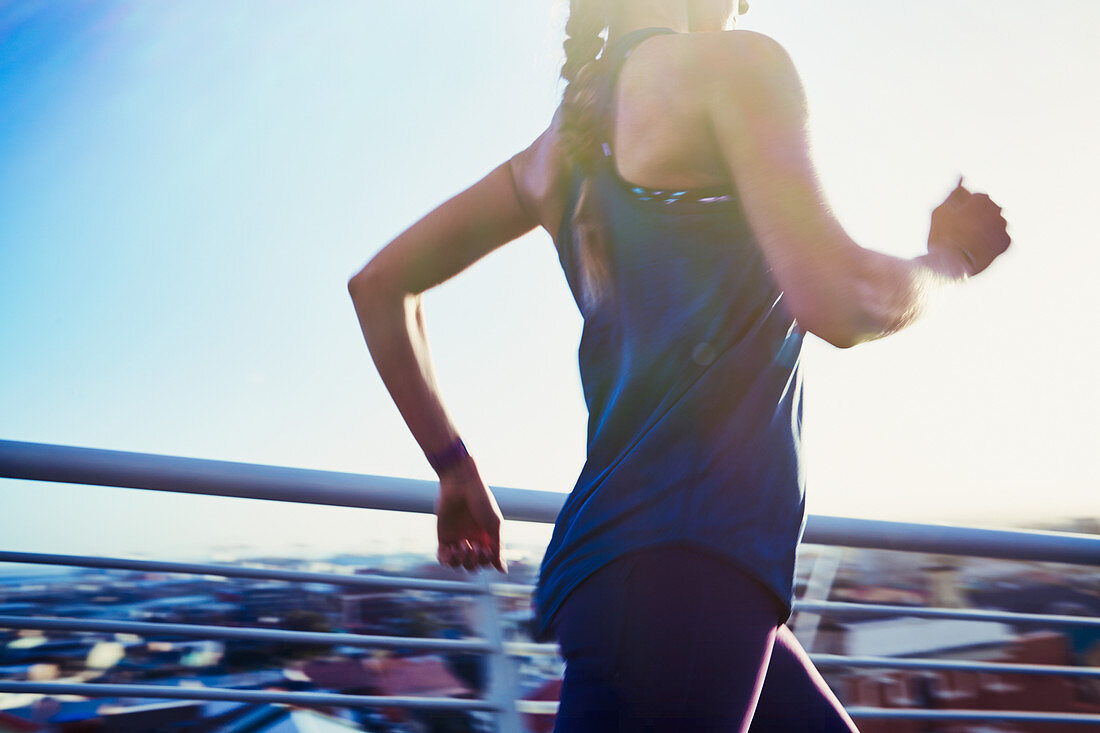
1,1,1097,562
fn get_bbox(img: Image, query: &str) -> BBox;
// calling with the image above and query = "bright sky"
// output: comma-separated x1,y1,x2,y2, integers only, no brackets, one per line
1,1,1097,563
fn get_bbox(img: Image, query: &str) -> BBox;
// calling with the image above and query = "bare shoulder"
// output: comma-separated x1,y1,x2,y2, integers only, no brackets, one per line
686,30,805,112
688,30,795,73
508,108,569,240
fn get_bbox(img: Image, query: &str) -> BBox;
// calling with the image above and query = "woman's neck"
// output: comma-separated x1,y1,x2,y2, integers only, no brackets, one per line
607,3,689,45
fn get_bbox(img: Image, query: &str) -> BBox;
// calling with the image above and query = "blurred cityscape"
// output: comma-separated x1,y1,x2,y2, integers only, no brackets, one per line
1,518,1098,733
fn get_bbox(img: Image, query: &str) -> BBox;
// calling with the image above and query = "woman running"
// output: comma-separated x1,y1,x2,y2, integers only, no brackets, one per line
348,1,1010,729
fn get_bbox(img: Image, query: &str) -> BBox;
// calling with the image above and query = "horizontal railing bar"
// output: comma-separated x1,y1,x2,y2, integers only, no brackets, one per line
804,515,1100,566
3,687,1097,724
504,645,1100,676
0,550,492,595
0,440,564,524
503,642,561,657
514,700,1100,724
0,681,496,711
8,625,1086,673
514,700,559,715
0,615,492,654
4,440,1100,564
844,707,1100,724
6,550,1097,633
5,550,1098,635
812,653,1100,678
9,550,1097,636
793,600,1100,628
7,615,1098,678
490,581,537,597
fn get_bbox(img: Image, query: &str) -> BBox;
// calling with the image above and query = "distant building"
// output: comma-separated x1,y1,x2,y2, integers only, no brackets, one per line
838,629,1100,732
831,617,1014,658
302,654,472,700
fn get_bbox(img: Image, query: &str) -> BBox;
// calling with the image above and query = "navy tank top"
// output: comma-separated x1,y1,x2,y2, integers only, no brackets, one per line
533,27,807,642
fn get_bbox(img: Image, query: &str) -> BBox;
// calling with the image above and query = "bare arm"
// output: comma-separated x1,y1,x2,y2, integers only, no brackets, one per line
347,158,538,571
705,32,1009,348
348,160,537,460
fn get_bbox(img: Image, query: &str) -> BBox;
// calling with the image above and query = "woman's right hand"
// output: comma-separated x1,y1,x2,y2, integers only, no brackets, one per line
436,463,507,573
927,177,1011,276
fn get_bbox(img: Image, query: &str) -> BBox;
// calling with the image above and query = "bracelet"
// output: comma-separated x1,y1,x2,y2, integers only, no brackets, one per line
426,437,470,476
930,240,978,276
949,246,978,275
954,245,981,274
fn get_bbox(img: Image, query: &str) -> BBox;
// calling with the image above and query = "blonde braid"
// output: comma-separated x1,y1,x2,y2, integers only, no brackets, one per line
560,0,614,312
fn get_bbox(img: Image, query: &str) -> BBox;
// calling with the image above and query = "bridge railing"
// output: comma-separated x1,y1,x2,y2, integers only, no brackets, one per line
1,439,1099,729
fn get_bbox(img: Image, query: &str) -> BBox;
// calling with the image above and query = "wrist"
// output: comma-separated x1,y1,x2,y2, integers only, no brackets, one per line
427,437,477,482
924,244,975,280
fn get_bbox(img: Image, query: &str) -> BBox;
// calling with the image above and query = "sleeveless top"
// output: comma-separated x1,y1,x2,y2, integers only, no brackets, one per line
533,27,807,642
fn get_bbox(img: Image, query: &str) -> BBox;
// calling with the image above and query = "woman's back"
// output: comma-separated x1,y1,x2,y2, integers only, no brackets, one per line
607,30,733,190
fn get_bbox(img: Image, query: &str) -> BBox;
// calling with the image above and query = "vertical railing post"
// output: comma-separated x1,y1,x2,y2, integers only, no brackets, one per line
792,545,845,653
476,573,525,733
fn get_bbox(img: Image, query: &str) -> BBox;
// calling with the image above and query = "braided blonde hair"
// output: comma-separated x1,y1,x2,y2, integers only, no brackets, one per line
560,0,614,313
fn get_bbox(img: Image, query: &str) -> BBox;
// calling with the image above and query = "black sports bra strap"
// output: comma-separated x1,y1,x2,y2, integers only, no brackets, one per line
598,27,677,157
602,26,677,77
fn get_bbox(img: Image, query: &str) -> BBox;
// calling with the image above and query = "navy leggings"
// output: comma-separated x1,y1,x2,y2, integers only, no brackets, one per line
550,546,859,732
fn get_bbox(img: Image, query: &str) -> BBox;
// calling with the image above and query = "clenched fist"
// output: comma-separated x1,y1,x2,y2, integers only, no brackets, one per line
928,177,1011,276
436,463,507,573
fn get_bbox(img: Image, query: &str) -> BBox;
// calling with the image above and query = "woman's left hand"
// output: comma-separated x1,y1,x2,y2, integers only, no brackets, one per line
436,465,507,573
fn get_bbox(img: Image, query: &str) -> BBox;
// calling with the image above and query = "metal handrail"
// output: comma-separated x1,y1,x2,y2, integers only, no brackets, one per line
7,613,1096,678
0,440,562,522
513,699,1100,724
4,439,1100,729
0,615,493,654
6,548,1099,637
0,550,515,596
0,681,496,712
3,440,1099,565
840,708,1100,725
810,654,1100,678
792,599,1100,627
4,550,1098,631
